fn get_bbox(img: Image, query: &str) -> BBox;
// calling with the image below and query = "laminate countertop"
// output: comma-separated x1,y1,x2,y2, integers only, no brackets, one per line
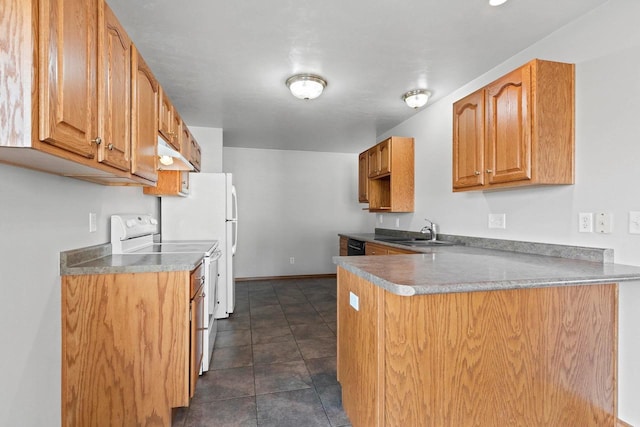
335,232,640,296
60,243,203,275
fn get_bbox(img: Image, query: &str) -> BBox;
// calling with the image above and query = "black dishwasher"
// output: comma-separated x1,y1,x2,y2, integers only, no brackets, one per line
347,239,366,256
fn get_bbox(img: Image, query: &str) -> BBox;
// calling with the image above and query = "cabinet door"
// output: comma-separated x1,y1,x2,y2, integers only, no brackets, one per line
172,111,183,153
97,2,130,171
368,148,378,177
190,136,202,172
485,65,532,185
358,151,369,203
158,87,177,149
39,0,98,158
378,139,391,175
131,46,158,183
453,89,485,189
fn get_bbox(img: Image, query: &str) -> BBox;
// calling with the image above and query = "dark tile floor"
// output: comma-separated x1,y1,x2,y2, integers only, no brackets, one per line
172,277,351,427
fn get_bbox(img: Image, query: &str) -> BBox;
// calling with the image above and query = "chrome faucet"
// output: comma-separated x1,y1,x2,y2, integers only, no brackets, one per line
420,218,438,241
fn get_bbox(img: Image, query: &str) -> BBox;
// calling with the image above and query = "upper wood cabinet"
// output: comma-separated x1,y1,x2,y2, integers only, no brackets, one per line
131,45,159,184
368,138,391,178
0,0,163,185
453,59,575,191
159,87,180,151
97,2,131,172
144,170,190,197
362,136,414,212
358,151,369,203
186,129,202,172
39,0,98,159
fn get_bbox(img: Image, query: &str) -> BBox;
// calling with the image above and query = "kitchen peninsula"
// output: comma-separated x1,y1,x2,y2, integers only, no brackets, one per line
334,234,640,426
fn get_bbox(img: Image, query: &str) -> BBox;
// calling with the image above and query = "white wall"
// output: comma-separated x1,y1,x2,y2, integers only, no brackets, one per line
190,126,223,172
376,0,640,422
0,164,158,425
223,147,375,278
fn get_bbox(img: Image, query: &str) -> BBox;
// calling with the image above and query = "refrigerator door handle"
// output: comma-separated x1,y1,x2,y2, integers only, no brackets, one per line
231,220,238,255
231,185,238,221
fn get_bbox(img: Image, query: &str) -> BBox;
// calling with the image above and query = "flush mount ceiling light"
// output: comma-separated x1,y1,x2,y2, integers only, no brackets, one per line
402,89,432,109
489,0,509,6
286,74,327,100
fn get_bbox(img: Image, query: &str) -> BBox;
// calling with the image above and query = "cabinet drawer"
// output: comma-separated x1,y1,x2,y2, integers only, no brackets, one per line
190,262,204,298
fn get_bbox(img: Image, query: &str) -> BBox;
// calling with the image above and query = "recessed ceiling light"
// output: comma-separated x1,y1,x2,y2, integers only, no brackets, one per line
286,74,327,100
489,0,509,6
402,89,432,109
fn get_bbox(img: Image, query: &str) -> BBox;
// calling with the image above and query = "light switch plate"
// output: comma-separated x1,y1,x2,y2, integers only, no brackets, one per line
595,212,613,233
349,291,359,311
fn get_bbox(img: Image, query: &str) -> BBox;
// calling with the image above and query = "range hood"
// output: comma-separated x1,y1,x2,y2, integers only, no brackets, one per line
157,137,194,171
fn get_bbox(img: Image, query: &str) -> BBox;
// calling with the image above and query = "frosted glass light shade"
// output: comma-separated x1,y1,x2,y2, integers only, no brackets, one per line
402,89,431,109
286,74,327,100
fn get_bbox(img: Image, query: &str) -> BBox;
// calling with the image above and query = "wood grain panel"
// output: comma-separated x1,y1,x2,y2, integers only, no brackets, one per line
486,64,532,185
39,0,97,158
131,45,159,183
62,271,190,426
339,236,348,256
337,268,383,427
358,150,369,203
389,137,414,212
96,1,131,171
533,60,575,184
453,89,485,189
384,284,617,426
0,0,34,147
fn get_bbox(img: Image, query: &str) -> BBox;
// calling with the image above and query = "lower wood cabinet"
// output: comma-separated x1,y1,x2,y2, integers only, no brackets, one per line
337,267,619,426
339,236,348,256
365,242,416,255
61,264,204,426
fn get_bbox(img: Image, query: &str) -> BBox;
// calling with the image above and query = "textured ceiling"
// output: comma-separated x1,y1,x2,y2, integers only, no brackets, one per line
108,0,608,153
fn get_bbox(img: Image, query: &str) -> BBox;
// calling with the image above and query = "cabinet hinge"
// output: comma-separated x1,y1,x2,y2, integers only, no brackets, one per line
189,306,192,322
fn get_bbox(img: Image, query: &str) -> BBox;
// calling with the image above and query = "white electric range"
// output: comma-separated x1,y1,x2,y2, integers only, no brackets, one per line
110,214,221,372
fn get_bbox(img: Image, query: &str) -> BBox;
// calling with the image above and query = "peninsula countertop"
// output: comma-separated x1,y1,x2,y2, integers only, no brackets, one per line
335,232,640,296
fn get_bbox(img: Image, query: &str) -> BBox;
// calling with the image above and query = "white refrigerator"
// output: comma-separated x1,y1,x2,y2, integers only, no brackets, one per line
161,173,238,319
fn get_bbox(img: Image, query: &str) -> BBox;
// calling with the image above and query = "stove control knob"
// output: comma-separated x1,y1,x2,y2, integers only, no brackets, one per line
150,218,158,225
126,219,136,228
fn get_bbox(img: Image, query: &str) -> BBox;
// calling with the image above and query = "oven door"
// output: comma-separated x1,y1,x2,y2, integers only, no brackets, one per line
202,249,222,372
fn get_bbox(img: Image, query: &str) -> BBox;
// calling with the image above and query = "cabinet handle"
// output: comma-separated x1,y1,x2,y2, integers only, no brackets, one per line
92,137,102,145
107,143,114,151
474,171,480,175
486,169,493,173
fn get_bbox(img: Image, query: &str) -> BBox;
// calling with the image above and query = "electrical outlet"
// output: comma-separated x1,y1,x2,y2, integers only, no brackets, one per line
89,212,97,233
378,214,383,224
488,213,506,229
629,211,640,234
578,213,593,233
595,212,613,233
395,217,400,228
289,257,295,264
